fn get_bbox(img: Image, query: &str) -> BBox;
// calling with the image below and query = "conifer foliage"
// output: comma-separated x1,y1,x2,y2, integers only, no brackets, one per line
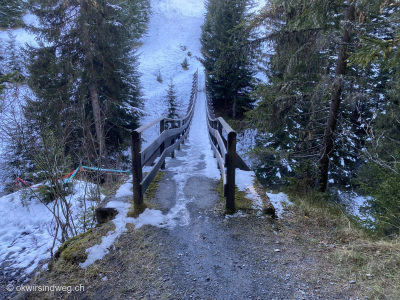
25,0,150,164
200,0,255,119
0,0,24,28
165,80,179,119
246,0,375,189
244,0,400,235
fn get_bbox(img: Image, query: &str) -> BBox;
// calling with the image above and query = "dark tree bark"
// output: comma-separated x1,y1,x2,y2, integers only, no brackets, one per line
80,0,107,164
318,0,356,192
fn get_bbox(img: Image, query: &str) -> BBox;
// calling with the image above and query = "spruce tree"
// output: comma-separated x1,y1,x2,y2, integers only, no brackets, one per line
245,0,378,189
165,80,179,119
200,0,255,119
25,0,149,164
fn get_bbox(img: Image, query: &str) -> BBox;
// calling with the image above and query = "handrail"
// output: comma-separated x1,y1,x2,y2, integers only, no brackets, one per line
205,84,250,211
131,71,198,205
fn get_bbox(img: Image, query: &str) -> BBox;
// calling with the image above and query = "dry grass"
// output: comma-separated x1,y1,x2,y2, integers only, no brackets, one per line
333,238,400,299
215,178,253,214
285,188,400,299
23,225,168,300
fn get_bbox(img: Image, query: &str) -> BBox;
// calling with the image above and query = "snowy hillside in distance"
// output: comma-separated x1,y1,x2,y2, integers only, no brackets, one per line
0,13,38,45
137,0,206,145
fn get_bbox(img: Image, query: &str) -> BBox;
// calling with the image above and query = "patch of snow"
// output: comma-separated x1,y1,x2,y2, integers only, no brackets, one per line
0,14,38,46
0,181,101,274
224,211,248,219
281,158,292,172
336,191,374,222
115,175,133,198
266,192,293,218
235,169,263,209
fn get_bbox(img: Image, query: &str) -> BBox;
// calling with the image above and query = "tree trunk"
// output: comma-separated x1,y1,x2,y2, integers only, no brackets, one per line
80,0,107,164
318,1,356,192
89,84,106,160
232,95,237,119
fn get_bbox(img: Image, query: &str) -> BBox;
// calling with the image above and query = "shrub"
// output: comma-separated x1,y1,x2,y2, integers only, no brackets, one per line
154,69,162,83
357,162,400,237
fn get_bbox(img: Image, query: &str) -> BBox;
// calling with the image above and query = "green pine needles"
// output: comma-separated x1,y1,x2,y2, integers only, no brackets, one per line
200,0,256,119
25,0,150,165
0,0,24,28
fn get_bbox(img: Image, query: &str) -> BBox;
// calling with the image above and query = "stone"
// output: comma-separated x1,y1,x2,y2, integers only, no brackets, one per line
95,207,118,224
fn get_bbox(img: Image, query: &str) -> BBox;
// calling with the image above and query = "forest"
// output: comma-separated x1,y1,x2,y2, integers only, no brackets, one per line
0,0,399,240
201,0,400,237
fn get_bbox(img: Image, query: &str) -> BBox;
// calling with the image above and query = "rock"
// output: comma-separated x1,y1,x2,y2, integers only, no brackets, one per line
263,204,276,217
349,280,356,284
95,207,118,224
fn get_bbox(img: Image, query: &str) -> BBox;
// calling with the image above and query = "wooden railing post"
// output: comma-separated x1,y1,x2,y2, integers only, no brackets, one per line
132,131,143,205
178,120,182,150
217,121,222,158
160,119,166,169
212,120,217,157
171,121,175,159
225,131,236,211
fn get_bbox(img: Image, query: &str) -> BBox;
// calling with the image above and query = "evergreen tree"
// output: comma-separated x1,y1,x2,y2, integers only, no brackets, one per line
0,0,24,28
200,0,255,119
25,0,149,165
165,80,179,119
245,0,383,190
0,73,13,95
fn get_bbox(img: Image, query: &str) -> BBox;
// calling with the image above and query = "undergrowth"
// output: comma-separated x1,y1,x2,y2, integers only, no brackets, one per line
26,226,165,300
52,221,116,267
283,185,400,300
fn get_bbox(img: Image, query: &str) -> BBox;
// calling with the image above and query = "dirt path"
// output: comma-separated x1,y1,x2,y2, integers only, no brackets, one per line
8,170,365,300
134,170,360,300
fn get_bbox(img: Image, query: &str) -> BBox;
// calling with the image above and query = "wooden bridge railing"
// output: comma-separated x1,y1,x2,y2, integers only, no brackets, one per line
205,86,250,211
131,71,198,205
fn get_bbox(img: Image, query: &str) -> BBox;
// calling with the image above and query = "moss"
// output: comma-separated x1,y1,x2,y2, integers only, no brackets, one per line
53,222,116,264
144,171,164,201
216,178,253,214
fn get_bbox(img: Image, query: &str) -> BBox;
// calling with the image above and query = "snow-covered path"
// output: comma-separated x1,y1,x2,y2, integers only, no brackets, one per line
152,72,220,227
